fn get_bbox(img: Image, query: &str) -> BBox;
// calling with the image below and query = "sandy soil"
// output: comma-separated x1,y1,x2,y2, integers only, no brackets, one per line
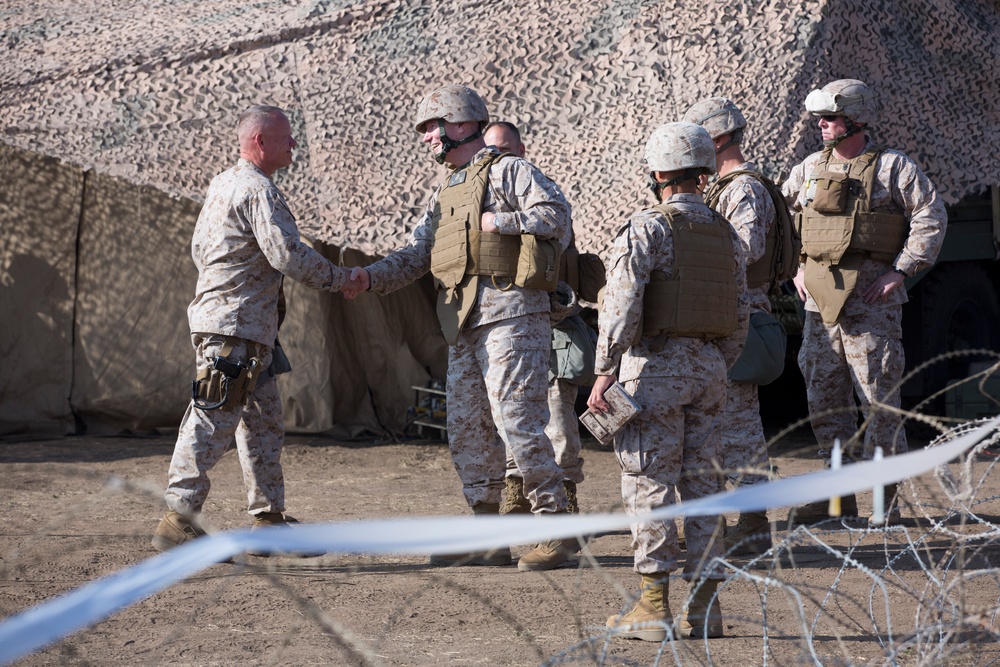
3,425,1000,667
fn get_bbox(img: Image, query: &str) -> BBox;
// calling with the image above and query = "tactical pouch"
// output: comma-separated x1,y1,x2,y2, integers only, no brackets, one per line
550,314,598,385
515,235,562,291
194,367,224,406
192,356,261,411
811,171,849,213
728,311,787,385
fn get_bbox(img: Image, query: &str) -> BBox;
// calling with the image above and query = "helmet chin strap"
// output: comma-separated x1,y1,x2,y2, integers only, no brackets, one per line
646,169,699,203
434,120,483,164
714,137,736,154
822,117,863,149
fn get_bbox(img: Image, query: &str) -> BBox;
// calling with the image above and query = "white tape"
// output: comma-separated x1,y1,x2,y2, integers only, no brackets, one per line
0,416,996,666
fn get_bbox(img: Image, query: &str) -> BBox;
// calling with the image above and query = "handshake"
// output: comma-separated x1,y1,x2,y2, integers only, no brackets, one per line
340,266,370,300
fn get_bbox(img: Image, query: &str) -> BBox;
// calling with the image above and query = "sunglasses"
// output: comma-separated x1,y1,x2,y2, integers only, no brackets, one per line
819,115,841,122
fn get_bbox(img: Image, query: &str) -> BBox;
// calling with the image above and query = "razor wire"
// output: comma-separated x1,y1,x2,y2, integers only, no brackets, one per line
2,354,1000,665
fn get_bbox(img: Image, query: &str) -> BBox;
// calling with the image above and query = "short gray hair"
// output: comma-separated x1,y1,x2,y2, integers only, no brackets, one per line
237,105,285,141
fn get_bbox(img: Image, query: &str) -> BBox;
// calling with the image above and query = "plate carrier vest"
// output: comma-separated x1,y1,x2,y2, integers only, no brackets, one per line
705,169,800,289
799,146,909,323
800,146,909,265
638,203,738,342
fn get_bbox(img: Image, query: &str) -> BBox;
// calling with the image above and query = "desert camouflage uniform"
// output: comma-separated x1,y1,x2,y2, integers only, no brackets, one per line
595,193,749,578
366,146,572,512
539,378,585,484
503,370,587,488
711,163,774,486
783,142,947,459
165,159,346,516
504,239,588,487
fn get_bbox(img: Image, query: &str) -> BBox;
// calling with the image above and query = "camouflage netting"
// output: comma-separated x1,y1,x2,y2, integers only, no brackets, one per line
3,0,997,256
2,0,998,435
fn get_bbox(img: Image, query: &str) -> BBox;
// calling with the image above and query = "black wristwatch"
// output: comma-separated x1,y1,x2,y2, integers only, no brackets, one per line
892,266,908,278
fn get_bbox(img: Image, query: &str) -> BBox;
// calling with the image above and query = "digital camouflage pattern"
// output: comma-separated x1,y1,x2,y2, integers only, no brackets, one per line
783,142,947,306
414,84,490,132
805,79,877,125
365,146,572,512
165,335,285,515
544,378,585,485
642,122,716,173
682,97,747,141
784,139,947,460
507,280,587,486
711,164,775,486
188,159,347,347
595,194,749,380
712,163,775,313
447,314,566,511
798,309,907,459
366,147,571,328
503,377,585,486
618,375,727,579
167,158,347,515
595,193,749,578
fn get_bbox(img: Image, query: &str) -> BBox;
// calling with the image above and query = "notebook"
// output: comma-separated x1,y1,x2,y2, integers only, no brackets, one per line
579,381,641,446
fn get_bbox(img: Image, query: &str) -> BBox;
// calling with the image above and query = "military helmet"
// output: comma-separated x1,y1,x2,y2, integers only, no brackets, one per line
682,97,747,140
804,79,876,125
414,85,490,133
643,122,716,174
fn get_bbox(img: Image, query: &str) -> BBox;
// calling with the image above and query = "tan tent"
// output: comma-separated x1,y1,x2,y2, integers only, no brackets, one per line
2,0,997,435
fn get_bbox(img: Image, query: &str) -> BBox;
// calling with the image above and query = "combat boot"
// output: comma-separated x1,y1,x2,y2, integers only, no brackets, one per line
499,476,532,515
786,493,858,527
563,480,579,514
678,579,723,639
723,511,772,555
517,536,580,571
248,512,326,557
151,511,207,552
606,574,672,641
429,502,513,567
517,510,581,571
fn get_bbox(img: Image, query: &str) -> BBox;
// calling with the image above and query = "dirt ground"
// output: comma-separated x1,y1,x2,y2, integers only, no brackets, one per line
3,424,1000,667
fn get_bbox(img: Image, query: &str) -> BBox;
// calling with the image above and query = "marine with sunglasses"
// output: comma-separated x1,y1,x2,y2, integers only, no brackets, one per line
781,79,947,525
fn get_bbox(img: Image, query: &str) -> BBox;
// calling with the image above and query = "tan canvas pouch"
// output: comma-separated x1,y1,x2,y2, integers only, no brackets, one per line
195,367,223,403
811,170,849,213
515,235,561,291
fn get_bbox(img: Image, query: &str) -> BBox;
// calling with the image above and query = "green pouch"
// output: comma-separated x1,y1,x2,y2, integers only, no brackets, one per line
550,314,598,385
728,311,787,385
